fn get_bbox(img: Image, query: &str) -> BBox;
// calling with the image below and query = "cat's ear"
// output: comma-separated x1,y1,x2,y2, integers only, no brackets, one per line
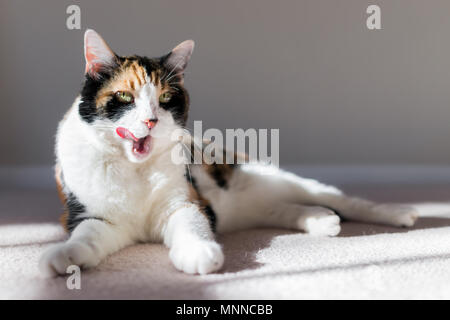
84,29,117,78
163,40,195,75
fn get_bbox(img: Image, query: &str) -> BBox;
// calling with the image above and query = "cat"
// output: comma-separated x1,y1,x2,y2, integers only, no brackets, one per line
39,29,418,276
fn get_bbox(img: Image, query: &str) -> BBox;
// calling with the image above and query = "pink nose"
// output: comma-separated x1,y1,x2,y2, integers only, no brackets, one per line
144,118,158,129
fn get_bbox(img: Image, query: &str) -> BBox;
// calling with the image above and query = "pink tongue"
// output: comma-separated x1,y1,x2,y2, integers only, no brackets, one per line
116,127,139,142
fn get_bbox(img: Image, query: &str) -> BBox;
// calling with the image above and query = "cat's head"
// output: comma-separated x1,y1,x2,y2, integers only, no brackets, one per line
78,29,193,163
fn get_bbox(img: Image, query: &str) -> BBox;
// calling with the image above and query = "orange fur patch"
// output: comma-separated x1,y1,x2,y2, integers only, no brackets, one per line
95,61,154,108
55,164,69,232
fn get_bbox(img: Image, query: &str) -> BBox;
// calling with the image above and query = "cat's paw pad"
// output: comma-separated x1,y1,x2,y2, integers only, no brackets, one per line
376,204,419,227
169,241,224,275
39,241,100,277
302,209,341,236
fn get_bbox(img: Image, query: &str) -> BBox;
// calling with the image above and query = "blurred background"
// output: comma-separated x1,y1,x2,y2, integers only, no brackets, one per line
1,0,450,188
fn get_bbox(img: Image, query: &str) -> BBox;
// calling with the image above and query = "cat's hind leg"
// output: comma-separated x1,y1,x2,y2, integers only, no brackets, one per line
276,170,419,227
262,203,341,236
238,165,418,229
314,194,419,227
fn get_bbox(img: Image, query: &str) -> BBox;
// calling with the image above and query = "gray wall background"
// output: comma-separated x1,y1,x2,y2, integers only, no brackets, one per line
1,0,450,167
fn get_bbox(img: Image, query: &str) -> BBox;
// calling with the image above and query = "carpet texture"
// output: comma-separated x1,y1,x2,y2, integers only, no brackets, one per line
1,186,450,299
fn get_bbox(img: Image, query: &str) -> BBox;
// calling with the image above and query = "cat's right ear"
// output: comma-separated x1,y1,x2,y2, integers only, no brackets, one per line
84,29,117,79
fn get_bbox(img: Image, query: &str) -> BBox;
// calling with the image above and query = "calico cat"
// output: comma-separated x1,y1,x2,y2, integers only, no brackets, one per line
39,29,418,276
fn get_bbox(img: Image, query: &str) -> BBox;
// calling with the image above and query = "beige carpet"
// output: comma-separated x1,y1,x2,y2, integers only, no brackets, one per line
1,186,450,299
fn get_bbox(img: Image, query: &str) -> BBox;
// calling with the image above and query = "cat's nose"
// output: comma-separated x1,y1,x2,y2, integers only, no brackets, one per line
144,118,158,129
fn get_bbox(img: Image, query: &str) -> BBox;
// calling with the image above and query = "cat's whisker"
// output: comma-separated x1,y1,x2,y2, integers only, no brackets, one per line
165,72,183,83
164,59,185,81
168,86,180,92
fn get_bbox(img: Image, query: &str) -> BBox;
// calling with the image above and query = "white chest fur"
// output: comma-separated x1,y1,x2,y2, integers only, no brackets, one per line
56,104,189,241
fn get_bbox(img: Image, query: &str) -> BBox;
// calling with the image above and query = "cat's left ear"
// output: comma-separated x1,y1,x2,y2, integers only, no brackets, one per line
163,40,195,75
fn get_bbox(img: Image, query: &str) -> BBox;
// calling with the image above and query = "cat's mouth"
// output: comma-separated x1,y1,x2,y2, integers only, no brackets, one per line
116,127,152,158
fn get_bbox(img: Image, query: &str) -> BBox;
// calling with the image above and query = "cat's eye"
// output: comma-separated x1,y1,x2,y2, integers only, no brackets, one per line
115,91,134,104
159,92,172,103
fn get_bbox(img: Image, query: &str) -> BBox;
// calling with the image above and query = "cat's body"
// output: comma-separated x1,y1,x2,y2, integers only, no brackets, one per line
40,30,418,276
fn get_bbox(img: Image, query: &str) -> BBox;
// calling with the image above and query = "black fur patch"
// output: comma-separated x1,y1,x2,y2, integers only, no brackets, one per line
203,205,217,233
185,167,217,233
156,54,190,126
208,164,229,189
103,96,136,122
78,69,115,123
64,191,104,232
65,192,86,232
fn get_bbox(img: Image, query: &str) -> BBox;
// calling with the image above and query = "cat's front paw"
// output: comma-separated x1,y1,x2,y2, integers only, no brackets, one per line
169,240,224,275
39,241,101,277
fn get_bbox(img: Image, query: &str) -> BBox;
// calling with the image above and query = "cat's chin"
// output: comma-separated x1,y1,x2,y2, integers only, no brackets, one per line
124,135,153,163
